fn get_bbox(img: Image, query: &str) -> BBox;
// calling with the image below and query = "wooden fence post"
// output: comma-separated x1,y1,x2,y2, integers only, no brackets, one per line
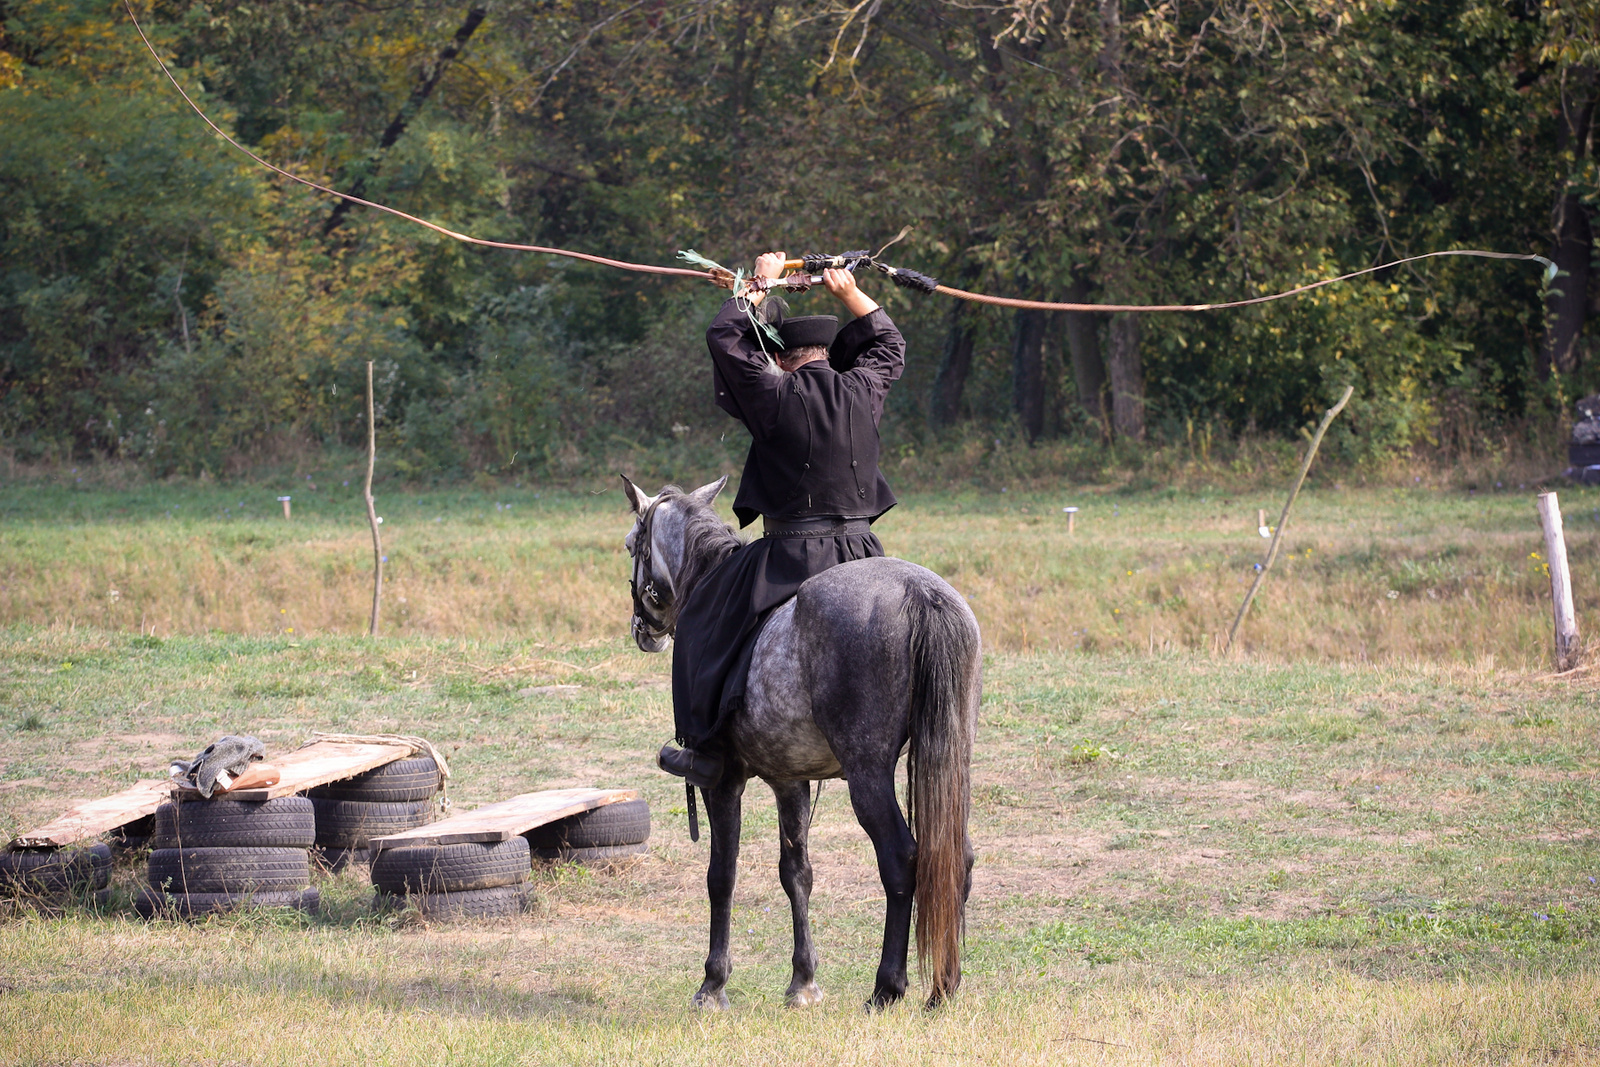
1536,492,1579,671
365,361,383,637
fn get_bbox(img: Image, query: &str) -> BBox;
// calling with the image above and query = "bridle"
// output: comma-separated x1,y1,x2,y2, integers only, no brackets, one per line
628,496,675,645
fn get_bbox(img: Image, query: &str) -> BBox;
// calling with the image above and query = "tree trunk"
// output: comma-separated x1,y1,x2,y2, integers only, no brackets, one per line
1542,191,1593,379
1012,309,1048,442
1097,0,1122,83
931,301,975,428
1108,313,1145,441
324,6,489,236
1539,67,1597,380
1063,278,1108,430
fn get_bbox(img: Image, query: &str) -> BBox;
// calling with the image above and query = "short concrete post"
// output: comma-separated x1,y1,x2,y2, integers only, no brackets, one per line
277,495,291,520
1536,492,1580,671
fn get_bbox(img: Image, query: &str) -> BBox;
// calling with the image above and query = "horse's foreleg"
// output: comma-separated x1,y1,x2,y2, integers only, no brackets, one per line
695,778,744,1010
770,778,822,1007
847,767,916,1010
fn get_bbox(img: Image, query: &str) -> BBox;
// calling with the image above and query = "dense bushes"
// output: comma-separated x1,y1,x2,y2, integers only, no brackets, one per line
2,0,1595,478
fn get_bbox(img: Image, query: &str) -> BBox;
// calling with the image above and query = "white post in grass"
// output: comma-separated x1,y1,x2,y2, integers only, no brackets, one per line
1536,492,1579,671
365,361,384,637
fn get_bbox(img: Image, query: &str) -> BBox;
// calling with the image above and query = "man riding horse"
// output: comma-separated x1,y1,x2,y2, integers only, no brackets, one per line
657,251,906,788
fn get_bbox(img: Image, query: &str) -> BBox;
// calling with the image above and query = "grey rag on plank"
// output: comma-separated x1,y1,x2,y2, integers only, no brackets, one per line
168,735,265,798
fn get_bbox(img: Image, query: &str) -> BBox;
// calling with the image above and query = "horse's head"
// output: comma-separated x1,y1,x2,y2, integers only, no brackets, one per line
620,475,728,653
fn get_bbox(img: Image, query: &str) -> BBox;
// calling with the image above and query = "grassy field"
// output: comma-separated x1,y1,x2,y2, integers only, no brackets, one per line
2,468,1597,664
1,479,1597,1064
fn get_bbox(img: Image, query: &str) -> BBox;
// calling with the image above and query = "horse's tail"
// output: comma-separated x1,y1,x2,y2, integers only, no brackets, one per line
904,575,980,1004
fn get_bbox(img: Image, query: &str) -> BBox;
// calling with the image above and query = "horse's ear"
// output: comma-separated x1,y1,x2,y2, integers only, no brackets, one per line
688,475,728,509
619,475,654,515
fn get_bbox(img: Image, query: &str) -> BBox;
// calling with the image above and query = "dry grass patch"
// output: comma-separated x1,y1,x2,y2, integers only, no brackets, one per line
5,482,1600,662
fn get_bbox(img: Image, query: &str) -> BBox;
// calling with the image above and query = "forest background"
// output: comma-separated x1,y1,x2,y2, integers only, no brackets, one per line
4,0,1600,485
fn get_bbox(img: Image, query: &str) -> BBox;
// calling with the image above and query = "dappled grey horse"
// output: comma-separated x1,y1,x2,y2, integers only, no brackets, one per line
622,476,981,1010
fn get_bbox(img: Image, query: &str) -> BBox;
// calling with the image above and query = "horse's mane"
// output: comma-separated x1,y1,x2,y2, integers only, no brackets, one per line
658,485,742,603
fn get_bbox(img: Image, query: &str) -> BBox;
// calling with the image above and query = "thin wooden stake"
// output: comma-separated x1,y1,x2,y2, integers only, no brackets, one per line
1536,492,1580,671
364,361,383,636
1225,385,1354,655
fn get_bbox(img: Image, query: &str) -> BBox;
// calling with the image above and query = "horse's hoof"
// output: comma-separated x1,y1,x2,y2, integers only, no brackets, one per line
863,989,904,1013
785,982,824,1008
692,988,730,1011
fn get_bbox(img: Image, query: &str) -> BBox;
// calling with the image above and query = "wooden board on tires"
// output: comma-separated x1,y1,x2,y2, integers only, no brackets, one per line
11,779,174,848
170,740,414,801
367,788,637,850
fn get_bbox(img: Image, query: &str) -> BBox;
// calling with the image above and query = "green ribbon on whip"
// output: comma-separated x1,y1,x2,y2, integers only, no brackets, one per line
678,250,785,353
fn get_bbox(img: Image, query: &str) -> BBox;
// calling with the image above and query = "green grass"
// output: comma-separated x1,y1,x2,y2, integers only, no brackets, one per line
3,475,1599,663
1,480,1598,1063
0,623,1597,1064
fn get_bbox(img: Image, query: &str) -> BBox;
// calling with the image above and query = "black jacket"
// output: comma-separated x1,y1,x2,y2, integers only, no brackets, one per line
708,298,905,528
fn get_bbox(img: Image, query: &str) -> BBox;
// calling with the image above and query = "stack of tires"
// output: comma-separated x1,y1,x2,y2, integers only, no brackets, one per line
0,844,112,910
370,837,531,919
306,755,442,870
109,814,156,854
136,797,318,917
525,799,651,865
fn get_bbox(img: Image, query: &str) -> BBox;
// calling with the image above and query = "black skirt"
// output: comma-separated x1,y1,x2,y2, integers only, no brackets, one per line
670,529,883,751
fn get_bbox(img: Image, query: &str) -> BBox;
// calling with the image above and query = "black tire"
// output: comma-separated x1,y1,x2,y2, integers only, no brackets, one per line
147,847,310,893
530,842,648,865
150,798,315,849
306,756,442,803
90,887,112,908
370,838,530,895
311,798,434,849
110,814,156,853
376,883,529,920
314,847,369,873
524,800,650,849
135,885,319,918
0,844,113,894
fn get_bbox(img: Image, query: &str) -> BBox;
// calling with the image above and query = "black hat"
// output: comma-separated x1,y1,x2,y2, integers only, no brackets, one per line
778,315,838,350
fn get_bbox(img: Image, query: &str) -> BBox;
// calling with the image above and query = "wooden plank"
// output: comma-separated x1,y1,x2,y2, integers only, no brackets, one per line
12,779,173,848
369,788,637,850
171,740,413,801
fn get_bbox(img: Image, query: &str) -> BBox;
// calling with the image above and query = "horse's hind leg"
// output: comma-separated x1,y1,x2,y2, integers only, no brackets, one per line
695,777,745,1010
847,765,916,1010
770,778,822,1007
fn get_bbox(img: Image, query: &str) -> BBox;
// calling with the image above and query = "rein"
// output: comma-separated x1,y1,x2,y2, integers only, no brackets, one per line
628,497,674,645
